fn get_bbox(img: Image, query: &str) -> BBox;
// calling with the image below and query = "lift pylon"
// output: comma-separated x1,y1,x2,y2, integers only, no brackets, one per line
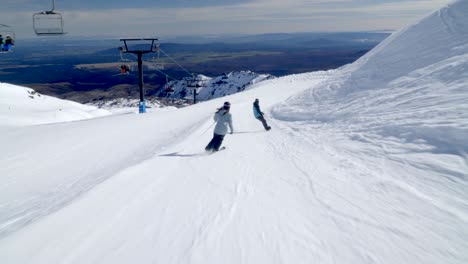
119,38,158,113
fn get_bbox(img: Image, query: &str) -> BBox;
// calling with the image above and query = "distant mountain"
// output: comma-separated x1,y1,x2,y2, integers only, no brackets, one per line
85,71,274,109
157,71,275,101
162,32,391,47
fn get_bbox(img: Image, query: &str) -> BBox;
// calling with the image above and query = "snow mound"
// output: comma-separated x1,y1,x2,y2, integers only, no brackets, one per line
273,0,468,155
0,83,111,126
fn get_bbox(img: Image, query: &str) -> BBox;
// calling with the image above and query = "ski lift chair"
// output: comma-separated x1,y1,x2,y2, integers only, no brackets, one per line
146,44,165,70
0,24,16,53
164,85,175,94
33,0,66,36
146,59,165,70
116,48,135,75
163,76,174,94
186,76,203,88
33,12,66,35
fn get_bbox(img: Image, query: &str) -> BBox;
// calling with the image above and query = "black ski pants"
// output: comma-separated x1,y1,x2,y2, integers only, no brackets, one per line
205,133,225,151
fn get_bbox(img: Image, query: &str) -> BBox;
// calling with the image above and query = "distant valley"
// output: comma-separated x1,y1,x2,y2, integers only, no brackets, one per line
0,32,390,104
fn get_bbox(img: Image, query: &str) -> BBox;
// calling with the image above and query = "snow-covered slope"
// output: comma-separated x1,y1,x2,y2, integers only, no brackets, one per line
0,83,111,126
340,0,468,93
0,1,467,264
274,0,468,154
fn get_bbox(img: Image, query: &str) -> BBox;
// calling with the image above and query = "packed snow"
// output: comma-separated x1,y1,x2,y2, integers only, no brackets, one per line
0,1,467,263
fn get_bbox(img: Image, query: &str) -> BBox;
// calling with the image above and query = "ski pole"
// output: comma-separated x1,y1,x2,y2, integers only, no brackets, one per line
201,121,215,136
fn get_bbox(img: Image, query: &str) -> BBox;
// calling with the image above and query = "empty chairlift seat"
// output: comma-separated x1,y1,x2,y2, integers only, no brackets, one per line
33,11,66,35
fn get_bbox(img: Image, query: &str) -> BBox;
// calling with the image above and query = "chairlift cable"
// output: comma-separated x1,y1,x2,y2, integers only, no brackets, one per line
150,68,179,82
125,45,194,79
126,52,180,82
158,48,193,77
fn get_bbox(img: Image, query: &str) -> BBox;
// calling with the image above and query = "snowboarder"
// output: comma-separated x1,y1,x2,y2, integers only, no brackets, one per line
205,101,234,152
253,98,271,131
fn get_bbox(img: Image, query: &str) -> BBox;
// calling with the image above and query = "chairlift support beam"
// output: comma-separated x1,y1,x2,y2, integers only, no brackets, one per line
119,38,158,113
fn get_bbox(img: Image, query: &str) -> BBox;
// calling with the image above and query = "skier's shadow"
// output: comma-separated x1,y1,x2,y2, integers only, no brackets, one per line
159,152,207,157
233,130,265,134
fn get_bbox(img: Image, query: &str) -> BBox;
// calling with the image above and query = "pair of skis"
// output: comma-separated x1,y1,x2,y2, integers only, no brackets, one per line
206,146,226,154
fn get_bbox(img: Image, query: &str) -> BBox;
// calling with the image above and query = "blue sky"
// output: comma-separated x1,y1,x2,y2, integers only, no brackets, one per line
1,0,452,38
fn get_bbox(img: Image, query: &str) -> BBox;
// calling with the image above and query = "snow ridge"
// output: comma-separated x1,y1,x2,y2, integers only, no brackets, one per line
272,0,468,155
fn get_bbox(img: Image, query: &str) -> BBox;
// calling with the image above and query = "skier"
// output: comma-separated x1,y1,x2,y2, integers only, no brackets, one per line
205,101,233,152
253,98,271,131
120,65,127,74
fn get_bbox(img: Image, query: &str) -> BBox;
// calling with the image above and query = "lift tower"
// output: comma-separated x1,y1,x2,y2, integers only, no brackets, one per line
119,38,158,113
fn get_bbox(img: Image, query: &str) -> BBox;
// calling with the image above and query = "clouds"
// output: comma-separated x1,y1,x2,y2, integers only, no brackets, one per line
1,0,452,38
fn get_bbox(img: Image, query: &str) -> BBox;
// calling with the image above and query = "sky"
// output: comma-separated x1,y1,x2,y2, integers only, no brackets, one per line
0,0,452,39
0,1,467,262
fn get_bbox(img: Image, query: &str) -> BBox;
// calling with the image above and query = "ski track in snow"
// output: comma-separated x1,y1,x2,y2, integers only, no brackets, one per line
0,109,214,238
268,119,468,263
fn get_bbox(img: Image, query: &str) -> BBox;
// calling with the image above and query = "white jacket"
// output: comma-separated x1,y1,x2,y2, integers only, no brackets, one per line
213,109,233,135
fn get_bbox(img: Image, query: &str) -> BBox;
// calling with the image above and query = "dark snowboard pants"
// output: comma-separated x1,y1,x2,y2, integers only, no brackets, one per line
205,133,225,151
257,116,270,130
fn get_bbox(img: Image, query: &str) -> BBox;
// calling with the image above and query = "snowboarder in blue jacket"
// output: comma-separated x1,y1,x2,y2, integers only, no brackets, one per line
253,98,271,131
205,101,234,152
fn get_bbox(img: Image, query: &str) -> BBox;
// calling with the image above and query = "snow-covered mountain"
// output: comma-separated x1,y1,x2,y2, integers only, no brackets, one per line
157,71,275,100
0,1,467,264
85,71,274,111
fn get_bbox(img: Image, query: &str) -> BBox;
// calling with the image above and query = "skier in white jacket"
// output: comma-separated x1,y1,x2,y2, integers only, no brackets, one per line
205,102,234,151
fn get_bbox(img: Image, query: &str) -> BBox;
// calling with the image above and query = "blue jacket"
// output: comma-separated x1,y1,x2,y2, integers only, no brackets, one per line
253,102,263,119
213,109,233,135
